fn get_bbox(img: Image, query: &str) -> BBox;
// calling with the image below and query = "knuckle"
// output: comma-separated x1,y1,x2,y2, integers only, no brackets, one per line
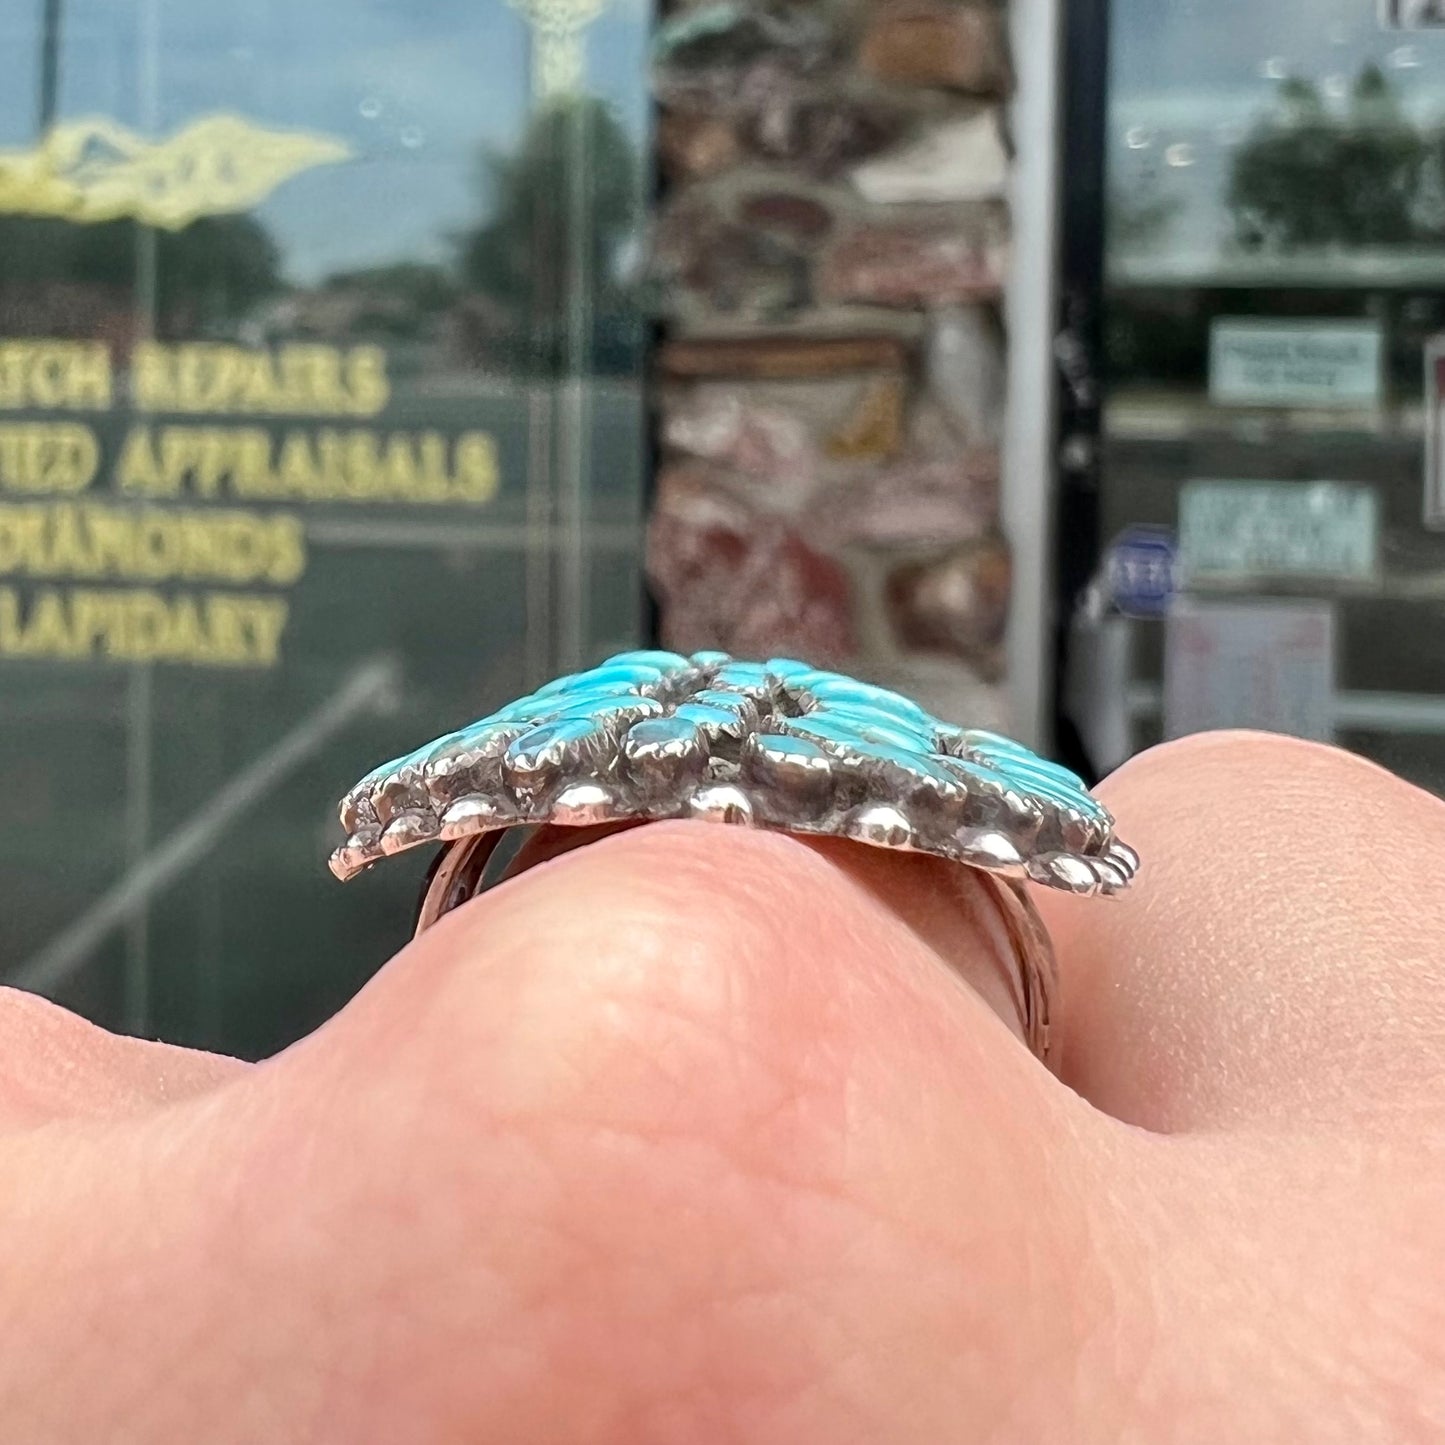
1108,729,1431,823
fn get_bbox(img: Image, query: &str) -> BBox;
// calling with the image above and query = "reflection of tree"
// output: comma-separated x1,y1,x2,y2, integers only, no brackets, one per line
310,263,459,342
0,213,280,336
457,97,644,374
326,263,457,316
1228,66,1436,250
1110,180,1181,252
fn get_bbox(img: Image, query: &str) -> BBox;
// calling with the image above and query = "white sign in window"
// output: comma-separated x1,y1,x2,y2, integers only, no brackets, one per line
1379,0,1445,28
1179,481,1380,583
1165,599,1336,743
1423,335,1445,529
1209,320,1383,409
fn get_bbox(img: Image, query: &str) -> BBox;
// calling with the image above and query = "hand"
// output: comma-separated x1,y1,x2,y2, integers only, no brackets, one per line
1,732,1441,1442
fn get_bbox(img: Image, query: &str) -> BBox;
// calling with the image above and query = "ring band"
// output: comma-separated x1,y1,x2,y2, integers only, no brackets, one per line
409,828,1060,1063
330,651,1137,1070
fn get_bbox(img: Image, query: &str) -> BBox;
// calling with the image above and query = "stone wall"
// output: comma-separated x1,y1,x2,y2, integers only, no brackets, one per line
646,0,1015,723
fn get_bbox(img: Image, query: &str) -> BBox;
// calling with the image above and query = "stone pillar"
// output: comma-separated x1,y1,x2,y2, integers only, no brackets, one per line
648,0,1015,726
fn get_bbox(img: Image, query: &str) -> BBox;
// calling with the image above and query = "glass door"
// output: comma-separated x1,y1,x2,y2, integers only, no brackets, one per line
1058,0,1445,796
0,0,654,1056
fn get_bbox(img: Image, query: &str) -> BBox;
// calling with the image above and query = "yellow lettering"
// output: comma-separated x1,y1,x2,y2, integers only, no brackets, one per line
454,433,500,504
0,507,46,574
49,504,97,576
0,587,291,666
0,503,308,587
267,515,306,586
114,589,168,661
0,342,112,410
117,426,170,496
245,596,288,666
172,346,217,413
291,346,343,413
130,344,392,417
346,346,390,416
130,342,173,412
236,350,279,412
0,424,99,495
174,594,213,661
136,514,181,577
87,507,136,575
159,426,208,496
109,421,501,506
277,432,321,497
0,588,18,650
68,589,121,656
232,429,275,499
26,589,85,658
31,354,68,408
383,434,423,499
341,430,381,500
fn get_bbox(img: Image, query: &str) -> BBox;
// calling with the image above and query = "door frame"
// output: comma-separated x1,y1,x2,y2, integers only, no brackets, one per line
1050,0,1113,779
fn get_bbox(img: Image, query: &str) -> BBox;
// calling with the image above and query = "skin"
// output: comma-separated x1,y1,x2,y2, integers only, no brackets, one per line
0,730,1442,1443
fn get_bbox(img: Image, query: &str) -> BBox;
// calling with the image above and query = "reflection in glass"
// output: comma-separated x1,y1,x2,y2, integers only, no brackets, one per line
1110,0,1445,283
0,0,654,1055
1092,0,1445,799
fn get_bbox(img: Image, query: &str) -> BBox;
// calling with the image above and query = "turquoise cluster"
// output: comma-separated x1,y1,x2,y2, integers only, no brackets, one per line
342,650,1106,834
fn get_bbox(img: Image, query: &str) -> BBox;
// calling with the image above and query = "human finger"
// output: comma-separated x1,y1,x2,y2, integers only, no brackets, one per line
1034,732,1445,1133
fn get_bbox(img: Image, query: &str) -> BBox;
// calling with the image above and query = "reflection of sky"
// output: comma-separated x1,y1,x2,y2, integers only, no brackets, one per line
1110,0,1445,268
0,0,652,283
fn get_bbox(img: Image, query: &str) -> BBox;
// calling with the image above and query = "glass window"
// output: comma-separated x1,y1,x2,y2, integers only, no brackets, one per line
0,0,653,1056
1076,0,1445,792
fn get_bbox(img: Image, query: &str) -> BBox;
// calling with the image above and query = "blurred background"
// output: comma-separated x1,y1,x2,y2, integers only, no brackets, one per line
3,0,1445,1057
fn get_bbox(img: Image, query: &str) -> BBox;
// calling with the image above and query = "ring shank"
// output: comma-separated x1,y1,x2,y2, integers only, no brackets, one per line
414,831,1060,1071
973,873,1058,1068
413,831,505,935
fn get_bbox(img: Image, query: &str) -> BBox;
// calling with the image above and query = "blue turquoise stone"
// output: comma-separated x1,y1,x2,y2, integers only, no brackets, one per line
962,729,1034,755
495,683,655,729
963,734,1095,803
551,694,661,726
943,757,1013,793
506,716,602,764
753,733,830,765
782,667,848,693
380,726,477,778
803,702,936,752
419,725,510,771
763,657,817,681
511,664,664,712
690,688,754,714
981,758,1102,817
604,650,691,672
555,662,666,693
711,660,773,690
353,652,1110,836
802,677,936,729
785,711,933,757
626,715,702,750
946,754,1097,818
842,738,962,790
376,751,421,782
969,746,1090,794
674,702,747,732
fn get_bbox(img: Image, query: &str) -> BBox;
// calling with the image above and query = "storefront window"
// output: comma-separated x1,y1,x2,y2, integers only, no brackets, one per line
0,0,653,1056
1067,0,1445,793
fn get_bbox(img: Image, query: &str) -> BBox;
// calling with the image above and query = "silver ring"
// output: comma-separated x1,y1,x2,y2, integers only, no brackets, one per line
329,651,1139,1069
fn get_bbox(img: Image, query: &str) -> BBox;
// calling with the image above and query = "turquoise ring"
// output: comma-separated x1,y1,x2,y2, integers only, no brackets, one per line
330,651,1138,1067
